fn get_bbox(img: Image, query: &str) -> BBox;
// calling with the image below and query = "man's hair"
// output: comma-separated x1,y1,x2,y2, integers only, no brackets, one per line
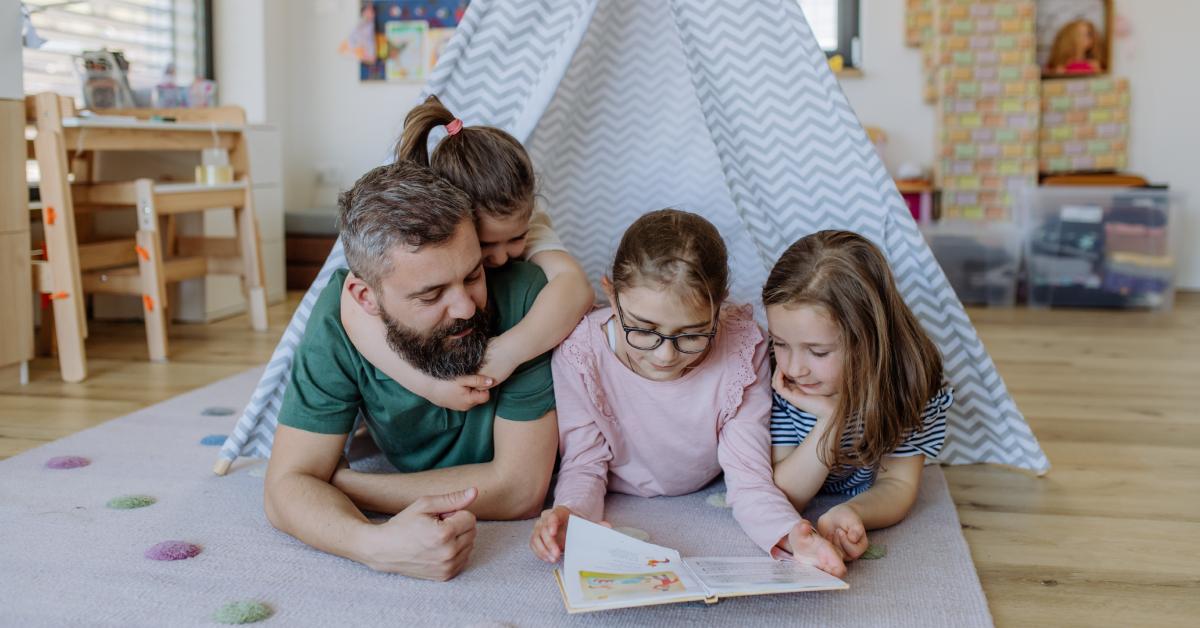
338,161,472,291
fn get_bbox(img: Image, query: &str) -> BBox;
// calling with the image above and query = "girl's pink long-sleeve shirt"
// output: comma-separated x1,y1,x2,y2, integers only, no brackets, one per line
550,304,802,554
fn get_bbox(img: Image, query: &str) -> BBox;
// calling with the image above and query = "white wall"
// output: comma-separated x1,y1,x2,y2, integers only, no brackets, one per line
1108,0,1200,289
838,0,936,177
1,0,22,99
281,0,423,213
838,0,1200,289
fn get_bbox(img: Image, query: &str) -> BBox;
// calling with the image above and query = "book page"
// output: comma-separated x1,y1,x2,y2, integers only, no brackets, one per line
559,516,707,611
683,557,849,597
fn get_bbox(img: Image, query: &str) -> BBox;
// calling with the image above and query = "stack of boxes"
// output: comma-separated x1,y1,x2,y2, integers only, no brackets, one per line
1040,76,1130,174
933,0,1040,220
906,0,933,47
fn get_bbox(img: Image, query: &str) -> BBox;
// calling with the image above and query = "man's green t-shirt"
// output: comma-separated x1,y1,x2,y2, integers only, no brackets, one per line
278,262,555,472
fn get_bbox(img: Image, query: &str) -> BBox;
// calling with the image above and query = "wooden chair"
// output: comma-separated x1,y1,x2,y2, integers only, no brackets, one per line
27,93,268,382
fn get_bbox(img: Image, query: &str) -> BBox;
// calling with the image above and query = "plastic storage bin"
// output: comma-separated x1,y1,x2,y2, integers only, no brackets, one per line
921,219,1022,307
1022,186,1178,310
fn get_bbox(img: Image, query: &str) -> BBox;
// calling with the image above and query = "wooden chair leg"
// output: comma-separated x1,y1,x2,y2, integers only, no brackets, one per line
135,180,169,361
236,181,268,331
32,92,87,382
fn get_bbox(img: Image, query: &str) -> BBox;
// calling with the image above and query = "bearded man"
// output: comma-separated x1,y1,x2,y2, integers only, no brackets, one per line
264,161,557,580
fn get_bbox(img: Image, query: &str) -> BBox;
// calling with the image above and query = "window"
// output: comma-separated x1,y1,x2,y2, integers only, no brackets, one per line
22,0,213,102
797,0,861,68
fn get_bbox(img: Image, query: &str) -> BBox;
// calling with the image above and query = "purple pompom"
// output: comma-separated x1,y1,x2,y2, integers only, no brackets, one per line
45,456,91,469
144,540,202,561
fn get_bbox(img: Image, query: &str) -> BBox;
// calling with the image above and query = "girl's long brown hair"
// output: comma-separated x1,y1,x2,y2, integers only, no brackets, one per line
396,95,536,219
763,230,943,469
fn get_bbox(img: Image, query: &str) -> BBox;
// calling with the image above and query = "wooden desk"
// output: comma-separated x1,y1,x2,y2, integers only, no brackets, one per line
28,94,267,382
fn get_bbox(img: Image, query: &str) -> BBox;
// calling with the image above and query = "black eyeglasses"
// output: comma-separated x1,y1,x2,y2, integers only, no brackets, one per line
613,293,717,354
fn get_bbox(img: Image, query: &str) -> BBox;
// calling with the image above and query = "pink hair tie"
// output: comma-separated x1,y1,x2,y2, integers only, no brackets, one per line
445,118,463,136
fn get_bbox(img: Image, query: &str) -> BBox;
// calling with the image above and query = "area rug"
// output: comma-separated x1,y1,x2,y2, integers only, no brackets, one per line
0,368,992,627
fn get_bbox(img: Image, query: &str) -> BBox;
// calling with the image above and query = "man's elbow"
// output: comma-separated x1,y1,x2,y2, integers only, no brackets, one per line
263,482,285,531
501,479,549,520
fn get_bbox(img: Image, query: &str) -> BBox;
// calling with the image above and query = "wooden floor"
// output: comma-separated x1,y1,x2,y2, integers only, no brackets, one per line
1,292,1198,627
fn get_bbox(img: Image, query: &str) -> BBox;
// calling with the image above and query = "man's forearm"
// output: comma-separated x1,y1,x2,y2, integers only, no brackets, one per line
264,472,375,566
336,461,545,520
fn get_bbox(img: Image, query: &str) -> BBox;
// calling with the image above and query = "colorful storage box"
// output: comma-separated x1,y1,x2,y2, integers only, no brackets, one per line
1039,77,1131,174
1022,186,1179,310
921,219,1023,306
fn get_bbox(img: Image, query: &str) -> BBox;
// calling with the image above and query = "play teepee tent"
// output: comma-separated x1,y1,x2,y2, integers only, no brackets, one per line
216,0,1049,475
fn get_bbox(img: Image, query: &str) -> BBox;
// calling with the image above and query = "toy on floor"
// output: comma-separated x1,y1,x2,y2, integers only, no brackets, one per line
201,407,236,417
200,434,228,446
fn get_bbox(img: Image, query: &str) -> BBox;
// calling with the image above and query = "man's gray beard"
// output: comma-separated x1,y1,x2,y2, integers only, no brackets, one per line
379,305,493,380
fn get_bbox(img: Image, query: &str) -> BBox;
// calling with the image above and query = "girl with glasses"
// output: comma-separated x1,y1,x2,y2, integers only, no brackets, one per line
529,209,846,578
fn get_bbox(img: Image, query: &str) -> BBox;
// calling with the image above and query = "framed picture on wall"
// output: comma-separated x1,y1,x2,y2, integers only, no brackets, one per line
358,0,470,82
1036,0,1113,78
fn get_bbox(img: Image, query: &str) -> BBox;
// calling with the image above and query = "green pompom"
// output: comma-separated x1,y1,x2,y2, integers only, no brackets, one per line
861,543,887,560
213,600,273,624
705,492,729,508
105,495,157,510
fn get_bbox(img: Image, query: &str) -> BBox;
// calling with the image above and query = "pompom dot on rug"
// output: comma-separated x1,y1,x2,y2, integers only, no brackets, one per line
106,495,156,510
45,456,90,469
213,600,273,624
705,492,730,508
615,526,651,542
144,541,202,561
861,544,887,560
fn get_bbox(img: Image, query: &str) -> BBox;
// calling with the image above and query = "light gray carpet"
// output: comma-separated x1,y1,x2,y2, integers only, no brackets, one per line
0,368,992,627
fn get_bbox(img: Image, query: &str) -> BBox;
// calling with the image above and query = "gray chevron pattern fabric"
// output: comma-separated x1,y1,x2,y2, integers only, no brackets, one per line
218,0,1048,474
669,0,1046,471
525,0,767,307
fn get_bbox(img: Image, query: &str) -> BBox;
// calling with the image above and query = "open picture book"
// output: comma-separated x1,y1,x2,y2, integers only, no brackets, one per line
554,516,848,614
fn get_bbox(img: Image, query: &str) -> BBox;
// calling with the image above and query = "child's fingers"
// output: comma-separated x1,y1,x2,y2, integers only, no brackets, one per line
455,374,496,390
531,530,554,563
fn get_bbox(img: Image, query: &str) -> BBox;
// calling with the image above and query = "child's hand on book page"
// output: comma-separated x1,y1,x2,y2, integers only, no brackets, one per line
781,520,847,578
531,506,575,563
817,503,869,561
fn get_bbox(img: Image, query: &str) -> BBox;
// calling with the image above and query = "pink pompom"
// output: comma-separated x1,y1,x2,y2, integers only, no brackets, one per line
45,456,91,469
144,541,202,561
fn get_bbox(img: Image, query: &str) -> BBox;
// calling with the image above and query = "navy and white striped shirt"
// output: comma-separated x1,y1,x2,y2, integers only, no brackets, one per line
770,387,953,496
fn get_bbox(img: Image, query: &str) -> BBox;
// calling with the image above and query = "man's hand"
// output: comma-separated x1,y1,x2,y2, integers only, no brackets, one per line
530,505,575,563
817,503,870,561
777,520,848,578
771,368,839,421
356,487,479,580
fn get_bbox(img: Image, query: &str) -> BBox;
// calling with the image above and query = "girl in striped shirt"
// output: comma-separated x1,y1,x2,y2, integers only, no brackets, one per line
764,230,953,562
